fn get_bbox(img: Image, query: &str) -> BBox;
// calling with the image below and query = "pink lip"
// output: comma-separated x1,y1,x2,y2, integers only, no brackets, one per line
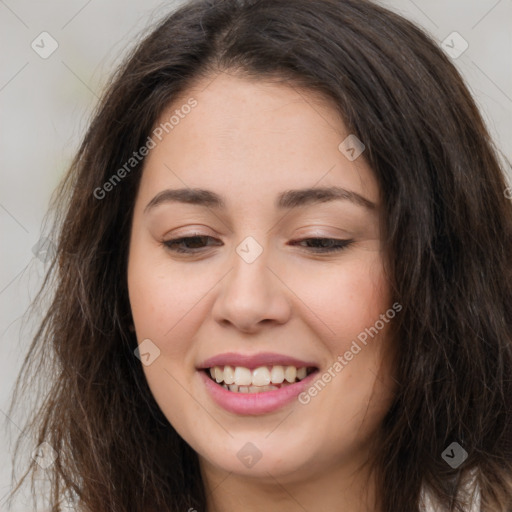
199,369,319,415
197,352,318,370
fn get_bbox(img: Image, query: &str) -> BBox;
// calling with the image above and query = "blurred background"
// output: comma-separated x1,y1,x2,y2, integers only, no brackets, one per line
1,0,511,510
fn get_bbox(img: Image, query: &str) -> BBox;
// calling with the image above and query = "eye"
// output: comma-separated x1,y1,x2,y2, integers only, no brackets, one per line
290,238,354,253
162,235,222,253
162,236,353,255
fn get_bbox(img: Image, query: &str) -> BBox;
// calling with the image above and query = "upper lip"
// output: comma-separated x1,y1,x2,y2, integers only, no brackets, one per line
197,352,319,370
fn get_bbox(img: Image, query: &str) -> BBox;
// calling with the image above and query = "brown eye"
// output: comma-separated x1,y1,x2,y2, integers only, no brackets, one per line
163,235,222,253
290,238,353,253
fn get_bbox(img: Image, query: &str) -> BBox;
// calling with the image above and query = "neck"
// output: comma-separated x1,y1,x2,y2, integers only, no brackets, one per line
199,454,381,512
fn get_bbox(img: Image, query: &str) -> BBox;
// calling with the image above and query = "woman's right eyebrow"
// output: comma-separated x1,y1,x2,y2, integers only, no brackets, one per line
143,186,376,214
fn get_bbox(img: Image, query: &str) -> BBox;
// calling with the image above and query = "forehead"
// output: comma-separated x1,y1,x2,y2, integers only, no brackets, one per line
138,72,379,209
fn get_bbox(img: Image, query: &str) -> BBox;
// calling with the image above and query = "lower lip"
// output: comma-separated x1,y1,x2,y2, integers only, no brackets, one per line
199,370,318,415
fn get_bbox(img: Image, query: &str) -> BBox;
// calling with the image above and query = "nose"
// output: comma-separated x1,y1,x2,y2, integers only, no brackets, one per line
211,245,291,334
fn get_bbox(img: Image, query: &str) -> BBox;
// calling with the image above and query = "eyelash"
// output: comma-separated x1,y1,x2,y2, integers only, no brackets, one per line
162,235,354,254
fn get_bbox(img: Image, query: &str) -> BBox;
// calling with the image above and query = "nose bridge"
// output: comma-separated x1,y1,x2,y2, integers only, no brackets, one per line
237,234,274,287
228,235,274,309
212,235,291,331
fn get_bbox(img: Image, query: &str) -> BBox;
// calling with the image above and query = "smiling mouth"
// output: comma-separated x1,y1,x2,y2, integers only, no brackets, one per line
203,365,318,393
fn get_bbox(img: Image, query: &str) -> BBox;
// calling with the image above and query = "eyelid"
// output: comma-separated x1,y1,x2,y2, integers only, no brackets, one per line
292,225,354,239
162,233,354,255
289,237,353,252
162,224,217,237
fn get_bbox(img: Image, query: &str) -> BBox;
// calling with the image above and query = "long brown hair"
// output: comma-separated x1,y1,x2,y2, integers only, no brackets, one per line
5,0,512,510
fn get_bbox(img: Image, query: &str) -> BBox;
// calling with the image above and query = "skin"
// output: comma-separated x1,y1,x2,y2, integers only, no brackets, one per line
127,71,397,512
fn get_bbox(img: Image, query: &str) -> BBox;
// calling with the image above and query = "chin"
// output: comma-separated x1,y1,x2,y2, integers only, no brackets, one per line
195,434,319,481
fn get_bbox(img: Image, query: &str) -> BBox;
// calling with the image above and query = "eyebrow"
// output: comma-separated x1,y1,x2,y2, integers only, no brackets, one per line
144,186,376,213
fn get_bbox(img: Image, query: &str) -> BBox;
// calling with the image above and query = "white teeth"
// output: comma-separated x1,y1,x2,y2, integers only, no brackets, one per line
284,366,297,383
208,364,313,390
270,365,285,384
234,367,253,386
252,366,271,386
214,367,224,383
220,383,288,393
223,365,235,385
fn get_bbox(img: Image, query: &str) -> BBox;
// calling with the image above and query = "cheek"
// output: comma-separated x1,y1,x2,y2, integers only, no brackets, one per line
127,241,210,343
287,252,394,410
286,251,390,346
127,249,209,438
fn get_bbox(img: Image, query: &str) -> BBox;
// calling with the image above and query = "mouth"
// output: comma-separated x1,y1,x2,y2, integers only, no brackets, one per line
202,365,318,394
197,352,320,414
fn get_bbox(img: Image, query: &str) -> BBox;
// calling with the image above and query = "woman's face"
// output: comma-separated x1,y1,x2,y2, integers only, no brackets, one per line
127,72,396,484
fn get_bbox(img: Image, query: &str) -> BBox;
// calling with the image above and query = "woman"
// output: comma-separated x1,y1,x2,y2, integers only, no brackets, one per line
6,0,512,510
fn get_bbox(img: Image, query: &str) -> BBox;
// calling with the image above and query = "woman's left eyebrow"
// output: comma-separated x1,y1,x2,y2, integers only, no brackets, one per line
144,186,376,214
